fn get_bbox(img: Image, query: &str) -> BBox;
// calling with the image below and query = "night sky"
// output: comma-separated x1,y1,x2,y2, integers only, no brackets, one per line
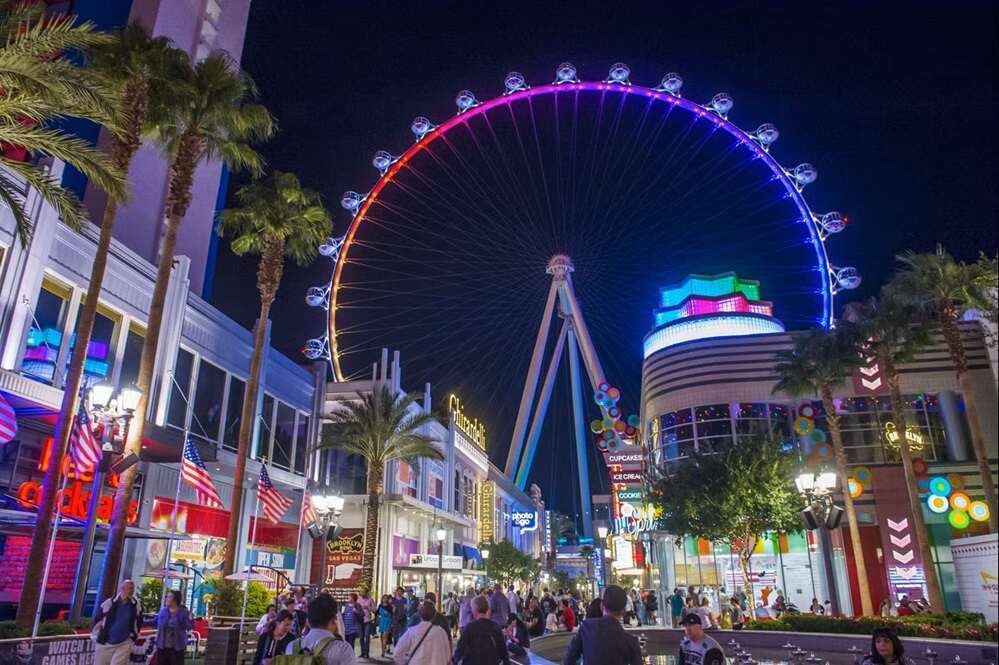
210,1,998,515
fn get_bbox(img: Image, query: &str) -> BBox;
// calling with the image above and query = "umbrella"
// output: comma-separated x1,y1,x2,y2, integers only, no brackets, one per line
225,571,271,582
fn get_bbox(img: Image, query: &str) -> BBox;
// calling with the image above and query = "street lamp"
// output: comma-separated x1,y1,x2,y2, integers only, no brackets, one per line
70,381,142,623
795,468,843,615
597,526,608,539
311,490,345,593
435,527,447,608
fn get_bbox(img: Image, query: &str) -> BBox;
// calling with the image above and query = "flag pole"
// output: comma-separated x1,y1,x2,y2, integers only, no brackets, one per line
32,473,70,640
160,429,188,606
294,490,306,585
241,461,263,624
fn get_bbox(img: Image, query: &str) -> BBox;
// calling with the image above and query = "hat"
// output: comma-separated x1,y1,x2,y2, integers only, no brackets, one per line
680,613,702,626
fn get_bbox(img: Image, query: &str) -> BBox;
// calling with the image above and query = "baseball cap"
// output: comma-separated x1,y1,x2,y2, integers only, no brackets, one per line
680,613,702,626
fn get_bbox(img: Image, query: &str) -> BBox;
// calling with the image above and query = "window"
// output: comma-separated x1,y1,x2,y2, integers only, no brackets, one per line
256,394,275,460
454,470,461,513
118,325,145,391
222,376,245,452
294,414,310,474
191,360,225,444
166,349,194,429
272,402,295,470
22,278,72,384
428,462,444,509
63,302,120,389
397,460,418,497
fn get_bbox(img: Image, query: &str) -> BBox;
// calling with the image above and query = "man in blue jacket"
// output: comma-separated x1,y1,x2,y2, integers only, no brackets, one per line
562,585,642,665
92,579,142,665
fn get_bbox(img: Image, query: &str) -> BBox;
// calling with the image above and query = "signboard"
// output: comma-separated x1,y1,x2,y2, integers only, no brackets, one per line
951,533,998,623
313,528,364,602
479,481,495,543
511,511,538,531
409,553,463,570
0,634,154,663
449,394,486,450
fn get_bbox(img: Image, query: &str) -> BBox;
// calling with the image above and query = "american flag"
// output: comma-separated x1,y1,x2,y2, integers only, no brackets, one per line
181,438,223,508
68,400,101,474
0,394,16,444
302,488,317,526
258,465,292,524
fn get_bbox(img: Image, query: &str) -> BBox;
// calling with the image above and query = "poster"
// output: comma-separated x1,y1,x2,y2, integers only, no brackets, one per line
313,528,364,601
951,533,998,623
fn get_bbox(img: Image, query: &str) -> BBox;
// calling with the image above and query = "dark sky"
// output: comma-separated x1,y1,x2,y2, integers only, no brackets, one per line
211,1,998,515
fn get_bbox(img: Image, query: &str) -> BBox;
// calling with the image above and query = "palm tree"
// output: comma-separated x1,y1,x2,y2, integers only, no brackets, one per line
97,52,273,602
774,326,875,615
0,1,126,242
893,246,999,532
13,23,181,627
317,385,444,589
217,171,331,575
843,292,944,613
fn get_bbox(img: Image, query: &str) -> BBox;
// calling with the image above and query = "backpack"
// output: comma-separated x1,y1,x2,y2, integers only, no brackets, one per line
272,636,336,665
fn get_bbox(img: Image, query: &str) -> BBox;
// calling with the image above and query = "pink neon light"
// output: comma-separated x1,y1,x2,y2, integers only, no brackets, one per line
671,294,773,321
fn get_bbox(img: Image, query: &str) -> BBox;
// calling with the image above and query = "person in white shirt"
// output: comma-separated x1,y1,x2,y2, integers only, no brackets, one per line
393,601,451,665
506,586,519,616
256,604,277,635
284,594,356,665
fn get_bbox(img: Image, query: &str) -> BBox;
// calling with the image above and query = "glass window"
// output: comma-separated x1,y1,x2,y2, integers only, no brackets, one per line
191,360,225,444
22,278,71,384
736,402,768,419
118,325,145,391
294,414,309,474
397,460,418,497
222,376,245,452
695,404,730,422
272,402,295,469
454,470,461,512
166,349,194,430
697,420,731,438
256,394,275,459
64,302,119,389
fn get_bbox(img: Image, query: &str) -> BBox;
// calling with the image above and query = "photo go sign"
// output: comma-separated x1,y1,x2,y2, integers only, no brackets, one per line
449,394,486,450
511,510,538,532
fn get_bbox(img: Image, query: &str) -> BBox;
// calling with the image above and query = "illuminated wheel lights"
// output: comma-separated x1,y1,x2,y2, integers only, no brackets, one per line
318,64,855,380
927,494,949,514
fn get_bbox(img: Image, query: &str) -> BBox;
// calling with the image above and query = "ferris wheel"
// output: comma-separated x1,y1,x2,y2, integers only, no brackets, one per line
302,62,858,491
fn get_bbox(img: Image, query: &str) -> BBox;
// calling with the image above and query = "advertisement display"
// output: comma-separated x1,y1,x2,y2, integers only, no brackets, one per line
951,533,998,623
312,528,364,601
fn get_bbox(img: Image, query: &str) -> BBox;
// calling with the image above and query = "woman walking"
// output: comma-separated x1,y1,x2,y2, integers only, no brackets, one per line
254,610,295,665
154,590,193,665
378,594,395,655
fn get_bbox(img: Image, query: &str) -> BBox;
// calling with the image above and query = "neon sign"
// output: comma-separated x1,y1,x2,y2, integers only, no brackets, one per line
511,511,538,531
479,481,495,542
449,394,486,450
884,422,926,452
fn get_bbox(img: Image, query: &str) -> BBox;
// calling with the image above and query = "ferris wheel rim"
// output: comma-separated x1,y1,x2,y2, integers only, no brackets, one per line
325,80,837,381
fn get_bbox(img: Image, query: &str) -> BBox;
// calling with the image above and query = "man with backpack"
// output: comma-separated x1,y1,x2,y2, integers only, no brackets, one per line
453,595,510,665
278,594,356,665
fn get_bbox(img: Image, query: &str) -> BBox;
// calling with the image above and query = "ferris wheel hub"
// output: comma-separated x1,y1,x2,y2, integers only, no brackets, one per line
546,254,575,277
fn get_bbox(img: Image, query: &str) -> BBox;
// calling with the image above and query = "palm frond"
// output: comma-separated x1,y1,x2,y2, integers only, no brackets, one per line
0,169,32,244
0,156,88,231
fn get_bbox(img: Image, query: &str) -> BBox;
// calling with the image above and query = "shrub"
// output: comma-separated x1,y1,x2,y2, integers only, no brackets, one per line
0,620,27,639
139,577,164,614
37,621,75,637
204,576,271,618
746,613,996,642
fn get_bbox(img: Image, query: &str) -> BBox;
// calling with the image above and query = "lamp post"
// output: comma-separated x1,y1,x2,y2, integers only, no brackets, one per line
311,490,345,593
70,381,142,623
597,525,609,587
435,527,447,609
481,547,490,585
795,470,841,616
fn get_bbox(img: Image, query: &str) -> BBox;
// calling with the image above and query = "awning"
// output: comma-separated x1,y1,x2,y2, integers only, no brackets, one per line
0,508,191,540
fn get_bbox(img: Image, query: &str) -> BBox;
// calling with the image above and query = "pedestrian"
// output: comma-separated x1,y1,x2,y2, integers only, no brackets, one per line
736,589,747,612
391,601,450,665
670,588,684,628
405,589,420,622
524,597,545,639
342,592,362,651
636,590,647,626
646,591,659,625
695,597,714,629
506,585,519,616
678,614,724,665
862,628,915,665
585,598,603,620
545,607,560,633
896,596,914,616
453,595,510,665
488,582,511,627
772,591,787,617
458,588,476,633
407,592,452,644
283,594,356,665
541,588,556,616
257,604,278,635
561,585,641,665
559,598,577,631
728,597,745,630
442,592,458,636
357,586,376,658
504,614,530,657
813,598,826,615
284,596,308,639
378,595,395,655
254,609,295,665
391,587,409,644
153,589,192,665
823,599,833,616
92,579,143,665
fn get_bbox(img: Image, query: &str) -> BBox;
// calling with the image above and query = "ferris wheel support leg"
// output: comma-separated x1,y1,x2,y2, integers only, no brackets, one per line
567,325,595,539
515,319,569,490
505,279,561,478
559,277,607,389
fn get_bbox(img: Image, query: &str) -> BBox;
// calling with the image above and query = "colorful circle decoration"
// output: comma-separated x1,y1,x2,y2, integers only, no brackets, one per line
917,478,930,493
627,414,641,428
911,458,928,477
854,466,872,487
949,492,971,511
594,390,607,403
596,438,609,451
614,420,627,433
601,419,613,431
607,406,621,419
598,382,610,392
590,419,603,434
946,473,965,491
793,417,815,436
607,438,620,452
813,444,833,462
969,501,991,523
928,477,952,497
798,404,816,419
809,429,827,444
607,388,621,402
848,478,863,498
625,426,637,438
927,494,949,514
948,510,971,530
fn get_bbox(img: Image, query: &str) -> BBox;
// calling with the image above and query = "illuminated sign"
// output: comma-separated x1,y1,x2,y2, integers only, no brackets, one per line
449,394,486,450
409,553,463,570
544,509,552,552
479,481,495,543
17,480,139,525
511,511,538,531
884,422,926,452
610,470,644,484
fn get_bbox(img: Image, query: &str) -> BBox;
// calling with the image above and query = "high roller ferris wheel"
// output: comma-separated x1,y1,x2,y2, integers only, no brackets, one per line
301,62,860,514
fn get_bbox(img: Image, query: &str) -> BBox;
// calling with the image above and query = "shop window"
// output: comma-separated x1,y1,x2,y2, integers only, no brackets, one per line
117,324,145,391
222,376,245,452
22,278,72,384
397,460,418,497
293,414,309,474
191,360,225,444
696,419,731,438
694,404,729,422
736,402,768,419
166,349,194,430
272,402,295,470
62,301,119,389
256,394,275,460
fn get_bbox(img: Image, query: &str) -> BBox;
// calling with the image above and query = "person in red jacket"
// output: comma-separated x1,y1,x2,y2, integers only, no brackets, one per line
560,598,577,631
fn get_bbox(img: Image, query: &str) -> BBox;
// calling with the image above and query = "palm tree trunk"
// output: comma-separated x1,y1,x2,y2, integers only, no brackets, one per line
884,358,945,612
223,239,284,575
361,466,383,591
98,128,203,603
821,386,874,615
940,312,998,532
14,77,148,626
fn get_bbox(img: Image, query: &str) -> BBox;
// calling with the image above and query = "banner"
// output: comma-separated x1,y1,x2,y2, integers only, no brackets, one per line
951,533,998,623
